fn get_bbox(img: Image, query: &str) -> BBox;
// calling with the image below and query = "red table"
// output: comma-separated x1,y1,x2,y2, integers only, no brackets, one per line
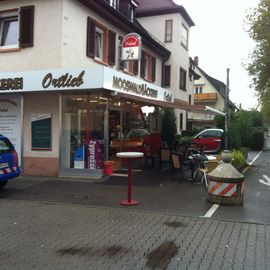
116,152,144,206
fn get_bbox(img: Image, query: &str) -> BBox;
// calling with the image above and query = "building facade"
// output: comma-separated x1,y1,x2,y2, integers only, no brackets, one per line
136,0,196,133
188,57,235,130
0,0,197,178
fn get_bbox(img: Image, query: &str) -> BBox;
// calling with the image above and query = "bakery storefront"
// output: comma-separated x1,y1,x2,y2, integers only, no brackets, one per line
0,66,174,178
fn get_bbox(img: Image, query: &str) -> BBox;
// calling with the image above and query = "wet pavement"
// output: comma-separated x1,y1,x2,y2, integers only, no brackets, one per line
0,141,270,269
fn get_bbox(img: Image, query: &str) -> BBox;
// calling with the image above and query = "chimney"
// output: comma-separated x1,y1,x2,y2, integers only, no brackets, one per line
194,56,199,67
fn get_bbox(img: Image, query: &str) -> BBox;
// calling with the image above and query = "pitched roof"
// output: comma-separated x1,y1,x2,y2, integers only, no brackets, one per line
136,0,195,27
197,66,237,109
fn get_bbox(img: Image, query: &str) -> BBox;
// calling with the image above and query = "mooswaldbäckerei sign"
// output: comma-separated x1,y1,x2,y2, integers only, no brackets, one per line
0,66,174,102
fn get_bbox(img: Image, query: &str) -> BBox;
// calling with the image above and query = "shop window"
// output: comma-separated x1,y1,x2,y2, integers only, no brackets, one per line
0,6,34,51
61,94,106,171
179,67,187,91
165,20,173,42
163,65,171,87
86,17,116,66
140,50,156,82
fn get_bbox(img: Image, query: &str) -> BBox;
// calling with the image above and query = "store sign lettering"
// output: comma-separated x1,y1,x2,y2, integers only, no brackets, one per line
0,77,23,91
112,76,158,98
89,140,97,169
164,92,172,102
42,71,85,89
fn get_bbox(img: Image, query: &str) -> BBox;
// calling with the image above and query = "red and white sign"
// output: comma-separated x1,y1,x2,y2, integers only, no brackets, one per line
122,33,141,61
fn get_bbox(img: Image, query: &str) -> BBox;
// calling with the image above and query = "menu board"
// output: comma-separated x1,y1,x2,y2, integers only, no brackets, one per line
31,114,52,150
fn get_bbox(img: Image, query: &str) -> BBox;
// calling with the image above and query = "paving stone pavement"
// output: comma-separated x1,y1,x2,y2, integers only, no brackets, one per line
0,199,269,270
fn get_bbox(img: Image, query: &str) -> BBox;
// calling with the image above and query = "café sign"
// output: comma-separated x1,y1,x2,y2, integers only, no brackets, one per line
121,33,141,61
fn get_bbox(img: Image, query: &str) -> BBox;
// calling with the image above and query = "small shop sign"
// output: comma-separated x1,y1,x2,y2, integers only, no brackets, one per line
121,33,141,61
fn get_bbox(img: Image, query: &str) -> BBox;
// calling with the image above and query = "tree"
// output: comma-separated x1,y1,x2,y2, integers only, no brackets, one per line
161,109,177,148
245,0,270,103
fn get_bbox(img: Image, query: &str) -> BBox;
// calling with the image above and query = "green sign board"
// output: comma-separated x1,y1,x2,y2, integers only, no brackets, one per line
31,114,52,150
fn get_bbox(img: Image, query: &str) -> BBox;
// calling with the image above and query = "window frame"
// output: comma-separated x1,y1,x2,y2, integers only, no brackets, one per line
181,24,188,49
140,50,156,82
0,15,19,49
179,67,187,91
165,19,173,42
0,6,34,52
109,0,119,9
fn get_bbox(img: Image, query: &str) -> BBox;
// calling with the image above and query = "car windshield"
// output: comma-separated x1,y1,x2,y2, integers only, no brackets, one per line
0,138,14,154
125,129,150,139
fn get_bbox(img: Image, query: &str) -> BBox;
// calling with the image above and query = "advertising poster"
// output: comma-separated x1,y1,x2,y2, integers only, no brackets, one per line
87,139,103,170
0,95,22,165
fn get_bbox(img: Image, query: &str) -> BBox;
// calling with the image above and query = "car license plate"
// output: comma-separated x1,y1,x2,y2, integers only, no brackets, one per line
0,162,8,169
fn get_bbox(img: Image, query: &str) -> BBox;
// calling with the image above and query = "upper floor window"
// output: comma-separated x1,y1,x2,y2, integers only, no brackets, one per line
165,20,172,42
181,24,188,49
194,86,203,94
179,67,187,91
0,6,34,51
140,50,156,82
163,65,171,87
109,0,119,9
95,27,104,60
0,15,19,48
129,5,135,22
87,17,116,66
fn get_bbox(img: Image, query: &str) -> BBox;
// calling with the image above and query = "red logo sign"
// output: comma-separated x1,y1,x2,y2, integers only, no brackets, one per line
123,36,140,48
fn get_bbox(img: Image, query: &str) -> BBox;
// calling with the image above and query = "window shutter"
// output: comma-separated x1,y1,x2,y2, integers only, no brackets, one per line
19,5,34,48
133,61,138,75
108,30,116,66
118,36,124,70
86,17,96,58
140,50,145,78
151,57,156,82
164,65,171,87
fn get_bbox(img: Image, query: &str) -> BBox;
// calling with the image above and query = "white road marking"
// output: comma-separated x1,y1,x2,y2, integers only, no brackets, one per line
259,175,270,186
247,151,263,166
201,204,219,218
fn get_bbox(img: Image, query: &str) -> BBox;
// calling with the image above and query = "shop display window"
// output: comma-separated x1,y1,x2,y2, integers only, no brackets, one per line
61,94,106,170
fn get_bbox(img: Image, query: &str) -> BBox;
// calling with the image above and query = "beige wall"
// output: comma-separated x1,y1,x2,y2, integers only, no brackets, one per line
138,13,194,132
23,92,60,176
1,0,62,72
60,0,164,85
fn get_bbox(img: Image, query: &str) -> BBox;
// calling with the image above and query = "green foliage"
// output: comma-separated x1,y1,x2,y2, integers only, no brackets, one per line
249,128,265,150
231,149,246,171
214,115,225,130
229,109,264,149
161,109,177,148
245,0,270,103
261,99,270,125
175,135,192,147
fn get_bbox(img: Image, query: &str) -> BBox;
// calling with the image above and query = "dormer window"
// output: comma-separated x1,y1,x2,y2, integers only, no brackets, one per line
110,0,119,9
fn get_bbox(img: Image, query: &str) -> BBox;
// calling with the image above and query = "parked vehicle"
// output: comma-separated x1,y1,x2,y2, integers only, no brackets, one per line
0,135,20,189
192,128,224,153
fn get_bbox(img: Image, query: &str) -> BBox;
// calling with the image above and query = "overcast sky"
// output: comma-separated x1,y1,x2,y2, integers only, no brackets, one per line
175,0,260,110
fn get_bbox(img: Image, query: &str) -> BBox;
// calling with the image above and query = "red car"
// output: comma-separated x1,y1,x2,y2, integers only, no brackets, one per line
192,129,224,154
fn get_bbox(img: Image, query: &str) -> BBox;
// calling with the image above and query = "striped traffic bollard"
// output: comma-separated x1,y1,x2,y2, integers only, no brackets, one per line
207,150,244,205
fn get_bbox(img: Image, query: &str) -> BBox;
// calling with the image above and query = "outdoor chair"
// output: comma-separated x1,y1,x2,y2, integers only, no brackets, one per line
171,152,183,171
160,147,171,170
197,159,220,187
144,144,160,168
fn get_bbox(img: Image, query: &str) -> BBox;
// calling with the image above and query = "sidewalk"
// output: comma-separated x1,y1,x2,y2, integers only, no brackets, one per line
1,146,270,269
0,198,269,270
